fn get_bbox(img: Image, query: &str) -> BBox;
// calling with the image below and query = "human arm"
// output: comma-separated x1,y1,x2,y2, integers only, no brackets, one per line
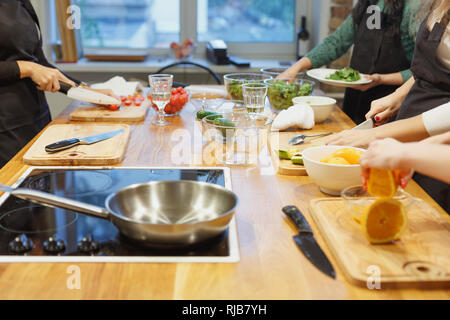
360,138,450,185
325,112,429,148
365,76,415,121
16,60,76,92
277,15,355,79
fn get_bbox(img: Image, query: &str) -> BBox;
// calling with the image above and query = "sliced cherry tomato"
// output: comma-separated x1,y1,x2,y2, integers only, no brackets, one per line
120,96,127,102
124,100,133,106
134,100,142,106
109,104,119,111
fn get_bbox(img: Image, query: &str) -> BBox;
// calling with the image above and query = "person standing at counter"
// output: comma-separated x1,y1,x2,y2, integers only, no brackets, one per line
279,0,421,124
0,0,110,168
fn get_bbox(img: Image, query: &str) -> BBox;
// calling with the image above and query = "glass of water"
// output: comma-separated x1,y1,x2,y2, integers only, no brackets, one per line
242,83,268,115
149,74,173,126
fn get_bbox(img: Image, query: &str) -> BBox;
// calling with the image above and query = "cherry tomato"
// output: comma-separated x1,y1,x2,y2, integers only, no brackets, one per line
120,96,127,102
124,100,133,106
134,100,142,106
109,104,119,111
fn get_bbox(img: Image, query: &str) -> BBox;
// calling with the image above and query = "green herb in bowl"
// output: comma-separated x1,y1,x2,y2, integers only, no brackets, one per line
266,79,314,111
326,67,361,82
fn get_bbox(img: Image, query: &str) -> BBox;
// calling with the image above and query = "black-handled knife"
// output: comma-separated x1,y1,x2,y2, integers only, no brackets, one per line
45,129,124,153
282,205,336,279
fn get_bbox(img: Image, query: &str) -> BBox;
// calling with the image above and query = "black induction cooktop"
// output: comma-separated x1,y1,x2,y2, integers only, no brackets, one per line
0,167,239,263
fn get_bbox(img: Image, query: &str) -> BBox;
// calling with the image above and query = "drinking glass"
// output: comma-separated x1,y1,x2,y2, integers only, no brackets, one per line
242,83,268,115
149,74,173,126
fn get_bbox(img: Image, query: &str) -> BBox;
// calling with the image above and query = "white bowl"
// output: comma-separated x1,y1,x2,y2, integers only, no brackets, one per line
302,146,366,196
292,96,336,123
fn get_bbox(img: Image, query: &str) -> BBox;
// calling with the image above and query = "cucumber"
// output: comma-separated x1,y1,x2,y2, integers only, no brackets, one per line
291,156,304,165
278,149,301,160
196,110,221,120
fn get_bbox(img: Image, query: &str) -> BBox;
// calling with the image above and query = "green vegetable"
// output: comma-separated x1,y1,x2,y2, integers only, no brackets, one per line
268,81,313,110
226,81,245,101
278,149,301,160
196,110,221,120
326,67,361,82
211,118,236,138
291,156,304,165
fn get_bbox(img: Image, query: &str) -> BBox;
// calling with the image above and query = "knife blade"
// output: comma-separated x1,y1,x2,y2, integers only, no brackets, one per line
59,81,120,105
282,205,336,279
352,116,376,130
45,129,124,153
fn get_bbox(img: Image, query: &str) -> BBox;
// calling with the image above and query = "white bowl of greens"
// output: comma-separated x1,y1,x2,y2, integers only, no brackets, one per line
307,68,372,88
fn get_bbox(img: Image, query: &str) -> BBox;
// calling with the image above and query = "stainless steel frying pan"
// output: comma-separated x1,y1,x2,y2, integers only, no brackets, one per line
0,181,238,248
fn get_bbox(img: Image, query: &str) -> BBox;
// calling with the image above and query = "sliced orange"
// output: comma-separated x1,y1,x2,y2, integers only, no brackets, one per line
367,168,399,198
326,157,351,165
361,198,407,244
330,148,363,165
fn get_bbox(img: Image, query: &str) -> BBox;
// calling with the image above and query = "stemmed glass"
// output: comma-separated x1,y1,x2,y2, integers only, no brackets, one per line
149,74,173,126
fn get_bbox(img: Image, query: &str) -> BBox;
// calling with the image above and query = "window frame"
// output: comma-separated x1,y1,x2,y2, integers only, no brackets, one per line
44,0,313,60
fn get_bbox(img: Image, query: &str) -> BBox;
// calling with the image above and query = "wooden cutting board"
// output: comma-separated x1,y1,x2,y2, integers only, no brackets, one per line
310,197,450,288
268,131,332,176
23,124,130,166
69,98,149,122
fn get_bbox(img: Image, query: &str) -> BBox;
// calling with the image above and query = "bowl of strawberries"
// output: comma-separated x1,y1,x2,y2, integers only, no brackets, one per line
148,87,189,116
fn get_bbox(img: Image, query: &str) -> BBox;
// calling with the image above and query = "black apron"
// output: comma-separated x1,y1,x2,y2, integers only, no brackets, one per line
0,0,51,168
342,7,411,124
395,14,450,213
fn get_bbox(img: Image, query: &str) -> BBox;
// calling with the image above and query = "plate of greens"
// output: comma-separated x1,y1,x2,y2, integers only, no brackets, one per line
307,68,372,88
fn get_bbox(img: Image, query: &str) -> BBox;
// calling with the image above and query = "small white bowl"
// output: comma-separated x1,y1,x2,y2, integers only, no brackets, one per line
302,146,365,196
292,96,336,123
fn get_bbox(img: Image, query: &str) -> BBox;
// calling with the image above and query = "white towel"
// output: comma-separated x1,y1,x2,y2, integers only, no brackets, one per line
91,76,143,96
271,104,315,131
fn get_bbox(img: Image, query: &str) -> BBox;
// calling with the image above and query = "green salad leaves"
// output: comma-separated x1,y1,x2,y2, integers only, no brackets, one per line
326,67,361,82
268,80,313,110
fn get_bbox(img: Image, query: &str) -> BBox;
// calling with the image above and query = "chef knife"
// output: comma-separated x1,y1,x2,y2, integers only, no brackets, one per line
282,205,336,279
45,129,124,153
59,81,120,105
352,115,376,130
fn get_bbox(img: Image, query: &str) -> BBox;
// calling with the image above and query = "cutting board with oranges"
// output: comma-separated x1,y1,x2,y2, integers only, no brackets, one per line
69,93,149,122
309,197,450,288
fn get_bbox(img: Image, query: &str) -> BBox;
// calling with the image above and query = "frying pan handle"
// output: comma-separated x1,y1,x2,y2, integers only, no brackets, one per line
9,188,110,220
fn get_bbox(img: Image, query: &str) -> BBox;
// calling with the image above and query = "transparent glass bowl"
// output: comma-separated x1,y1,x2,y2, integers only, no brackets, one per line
265,78,315,111
223,73,273,101
260,67,305,79
201,111,272,165
188,90,227,111
341,185,415,222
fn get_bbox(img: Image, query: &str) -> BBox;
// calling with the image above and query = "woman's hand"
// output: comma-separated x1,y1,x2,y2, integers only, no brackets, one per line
365,92,404,123
18,61,75,92
277,57,313,79
352,74,383,92
324,129,377,149
359,138,413,188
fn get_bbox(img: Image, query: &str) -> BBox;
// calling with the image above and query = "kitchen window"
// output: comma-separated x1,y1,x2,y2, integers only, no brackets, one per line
50,0,311,59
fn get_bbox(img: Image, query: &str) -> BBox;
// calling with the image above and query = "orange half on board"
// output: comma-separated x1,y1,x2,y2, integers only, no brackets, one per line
361,198,408,244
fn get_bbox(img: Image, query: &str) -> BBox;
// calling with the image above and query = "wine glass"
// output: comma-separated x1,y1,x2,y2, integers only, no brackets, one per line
149,74,173,126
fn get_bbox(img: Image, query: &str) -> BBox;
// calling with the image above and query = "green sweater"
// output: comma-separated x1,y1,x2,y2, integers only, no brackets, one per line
306,0,421,82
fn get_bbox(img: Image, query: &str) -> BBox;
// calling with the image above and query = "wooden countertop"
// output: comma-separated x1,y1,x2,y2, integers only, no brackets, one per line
0,93,448,300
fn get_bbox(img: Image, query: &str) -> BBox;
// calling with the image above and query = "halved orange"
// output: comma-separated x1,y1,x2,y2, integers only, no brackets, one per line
326,157,351,165
361,198,407,244
367,168,399,198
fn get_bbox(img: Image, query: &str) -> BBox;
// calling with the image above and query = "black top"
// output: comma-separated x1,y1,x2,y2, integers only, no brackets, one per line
0,0,79,85
0,0,79,168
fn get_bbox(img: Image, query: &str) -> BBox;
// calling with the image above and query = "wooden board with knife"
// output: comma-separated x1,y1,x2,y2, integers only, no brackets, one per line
23,124,130,166
310,197,450,288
